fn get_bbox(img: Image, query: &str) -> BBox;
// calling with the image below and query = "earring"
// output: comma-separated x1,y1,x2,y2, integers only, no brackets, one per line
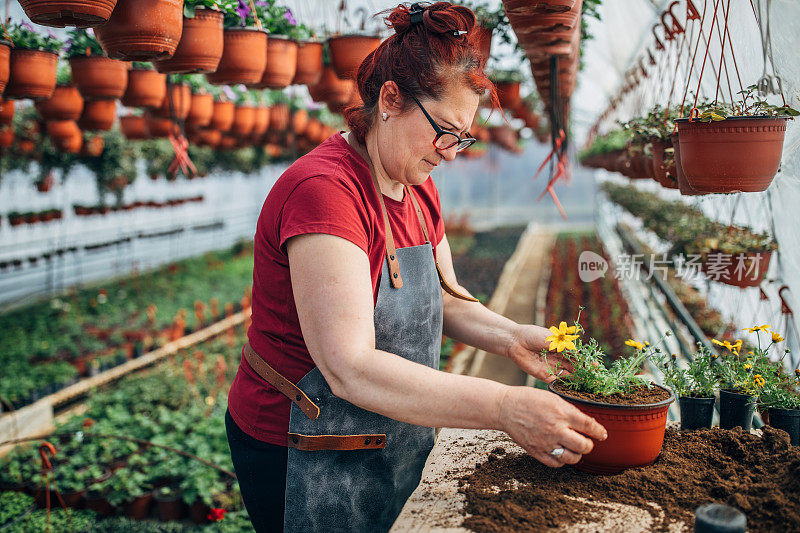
382,112,388,121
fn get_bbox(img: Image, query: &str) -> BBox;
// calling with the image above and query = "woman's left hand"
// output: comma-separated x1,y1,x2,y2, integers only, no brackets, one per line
505,324,573,383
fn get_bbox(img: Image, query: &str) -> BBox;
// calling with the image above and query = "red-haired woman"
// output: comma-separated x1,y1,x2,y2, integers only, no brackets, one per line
226,3,606,532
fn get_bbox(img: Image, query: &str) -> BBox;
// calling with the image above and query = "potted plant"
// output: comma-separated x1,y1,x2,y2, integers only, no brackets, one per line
545,312,675,474
97,466,153,519
155,0,233,74
153,485,186,521
66,28,128,101
19,0,118,28
254,6,307,89
713,336,758,430
184,76,215,128
3,22,61,100
206,2,268,85
687,229,777,288
491,69,523,110
293,31,323,86
0,99,14,126
327,31,380,80
308,63,354,110
269,91,290,132
47,119,83,153
462,2,510,63
95,0,184,61
675,87,799,193
655,344,718,430
35,64,84,122
751,329,800,445
78,99,117,131
209,95,236,132
0,37,10,94
120,113,150,140
122,62,167,108
153,80,192,120
180,466,227,524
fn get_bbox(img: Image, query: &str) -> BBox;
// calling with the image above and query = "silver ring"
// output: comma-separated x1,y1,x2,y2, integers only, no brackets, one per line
549,447,565,458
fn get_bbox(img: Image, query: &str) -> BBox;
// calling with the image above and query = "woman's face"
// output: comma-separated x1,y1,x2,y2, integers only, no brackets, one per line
376,80,480,186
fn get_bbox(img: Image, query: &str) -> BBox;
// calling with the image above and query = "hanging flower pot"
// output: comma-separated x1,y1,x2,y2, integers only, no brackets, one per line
47,120,83,153
251,105,270,139
0,99,14,126
186,92,214,128
549,381,675,474
292,109,309,136
120,115,149,139
293,40,323,85
270,103,290,132
219,134,238,150
676,116,788,193
69,56,129,100
0,40,10,94
155,8,224,74
153,82,191,119
18,0,118,28
503,0,575,15
232,105,255,137
78,99,116,131
0,126,14,147
196,128,221,148
328,34,381,79
495,81,521,110
205,29,267,85
35,85,84,121
209,100,235,131
308,65,353,107
80,134,104,157
719,389,756,430
4,49,58,100
304,117,322,144
670,132,703,196
253,35,298,89
144,112,177,138
650,139,678,189
121,66,167,108
95,0,183,61
699,250,772,288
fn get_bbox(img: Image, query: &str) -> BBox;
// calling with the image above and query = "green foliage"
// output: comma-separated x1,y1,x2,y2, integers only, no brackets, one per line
578,128,632,159
693,85,799,121
56,62,73,84
184,0,237,19
64,28,105,58
223,0,269,28
0,492,34,525
490,69,523,84
6,22,62,53
4,509,96,533
655,344,718,397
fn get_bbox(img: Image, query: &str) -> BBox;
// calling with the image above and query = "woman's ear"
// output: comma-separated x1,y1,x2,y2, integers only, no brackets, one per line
378,81,405,116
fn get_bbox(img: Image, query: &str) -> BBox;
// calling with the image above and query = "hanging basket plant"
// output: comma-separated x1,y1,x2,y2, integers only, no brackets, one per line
251,104,270,140
328,34,380,80
46,120,83,153
35,66,85,121
0,39,10,94
209,99,235,131
145,112,178,138
491,69,523,110
206,3,268,85
3,23,61,100
676,89,798,193
308,65,353,108
187,91,214,128
252,6,307,89
95,0,184,61
78,99,117,131
155,1,228,74
122,63,167,108
0,99,14,126
232,105,256,137
293,40,323,86
66,29,128,101
120,114,150,140
19,0,118,28
153,82,191,119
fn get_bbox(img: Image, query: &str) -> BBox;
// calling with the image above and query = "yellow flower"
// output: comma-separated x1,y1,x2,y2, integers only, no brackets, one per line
546,322,580,353
712,339,740,354
743,364,752,370
743,325,771,333
753,374,765,388
645,341,650,347
771,332,784,343
625,339,646,351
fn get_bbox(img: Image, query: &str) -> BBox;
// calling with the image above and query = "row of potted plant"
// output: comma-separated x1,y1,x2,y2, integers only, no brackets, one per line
6,209,63,226
73,196,204,217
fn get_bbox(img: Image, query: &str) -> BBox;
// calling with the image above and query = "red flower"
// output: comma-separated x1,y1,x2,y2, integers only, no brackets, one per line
207,508,226,522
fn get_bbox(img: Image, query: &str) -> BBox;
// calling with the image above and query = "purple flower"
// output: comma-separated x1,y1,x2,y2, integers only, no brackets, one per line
235,0,250,25
64,38,73,48
21,21,35,32
222,85,236,101
283,9,296,26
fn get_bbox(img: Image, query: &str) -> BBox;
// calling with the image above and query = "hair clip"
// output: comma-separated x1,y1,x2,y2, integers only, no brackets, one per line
453,30,467,36
409,2,424,25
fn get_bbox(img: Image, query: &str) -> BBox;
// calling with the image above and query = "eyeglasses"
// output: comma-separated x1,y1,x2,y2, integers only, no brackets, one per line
408,94,476,152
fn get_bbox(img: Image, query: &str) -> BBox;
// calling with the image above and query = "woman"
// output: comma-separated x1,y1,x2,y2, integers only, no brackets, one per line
226,3,607,532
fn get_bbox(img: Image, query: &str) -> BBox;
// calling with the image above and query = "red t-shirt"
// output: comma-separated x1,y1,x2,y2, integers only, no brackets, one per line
227,133,445,445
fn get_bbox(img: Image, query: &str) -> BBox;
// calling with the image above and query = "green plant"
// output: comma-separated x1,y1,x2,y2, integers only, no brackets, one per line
693,85,799,121
655,344,718,397
223,0,269,28
0,492,34,525
64,28,105,58
5,509,96,533
96,466,151,506
184,0,237,18
56,62,73,85
490,68,524,84
263,4,308,39
6,22,62,53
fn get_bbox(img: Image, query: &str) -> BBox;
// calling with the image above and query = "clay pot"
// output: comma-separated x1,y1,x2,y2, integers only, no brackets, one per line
303,118,322,143
123,493,153,520
219,134,238,150
473,25,492,64
650,139,678,189
155,8,224,74
251,35,298,89
190,501,210,524
232,105,255,137
719,389,756,430
47,120,83,153
0,41,10,94
251,105,270,138
122,67,167,108
0,99,14,125
35,85,84,121
328,34,381,79
700,250,772,288
767,407,800,446
670,132,702,196
292,109,309,135
18,0,117,27
307,65,353,106
78,99,117,131
154,488,186,521
209,100,235,131
549,381,675,474
0,126,14,147
120,115,149,139
95,0,183,61
144,112,177,138
676,116,787,193
678,396,715,431
293,40,323,85
85,491,114,517
196,128,221,148
69,56,128,100
206,29,267,85
81,134,105,157
186,92,214,128
4,49,58,100
270,103,290,132
154,83,191,119
495,81,521,110
504,0,575,15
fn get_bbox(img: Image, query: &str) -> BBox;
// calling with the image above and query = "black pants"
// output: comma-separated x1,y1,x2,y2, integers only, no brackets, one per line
226,409,288,533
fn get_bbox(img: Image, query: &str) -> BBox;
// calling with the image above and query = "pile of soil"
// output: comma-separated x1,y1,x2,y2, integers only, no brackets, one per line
460,426,800,532
550,381,673,405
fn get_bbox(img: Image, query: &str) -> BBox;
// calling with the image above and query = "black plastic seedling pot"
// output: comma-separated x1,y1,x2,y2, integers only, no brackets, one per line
678,396,715,430
768,407,800,446
719,389,756,431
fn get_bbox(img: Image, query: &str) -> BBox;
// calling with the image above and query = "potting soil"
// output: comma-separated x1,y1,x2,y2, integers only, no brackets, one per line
460,426,800,532
551,381,672,405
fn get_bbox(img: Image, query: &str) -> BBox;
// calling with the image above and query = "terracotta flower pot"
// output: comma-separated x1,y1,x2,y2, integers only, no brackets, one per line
35,85,84,121
232,105,255,137
253,35,298,89
0,126,14,147
495,81,521,110
251,105,270,138
85,492,114,517
81,134,105,157
123,493,153,520
153,488,186,521
670,132,703,196
4,49,58,100
292,109,309,135
19,0,117,28
154,83,191,119
304,117,321,143
47,120,83,153
473,25,492,64
0,41,10,94
120,115,150,139
549,381,675,474
219,134,238,150
0,99,14,126
504,0,575,15
78,99,116,131
144,112,177,138
676,116,787,193
205,28,267,85
190,501,210,524
209,100,235,131
122,67,167,108
270,103,290,132
328,34,381,79
186,92,214,128
69,56,128,100
307,65,353,106
195,128,221,148
293,40,323,85
95,0,183,61
155,8,224,74
700,250,772,288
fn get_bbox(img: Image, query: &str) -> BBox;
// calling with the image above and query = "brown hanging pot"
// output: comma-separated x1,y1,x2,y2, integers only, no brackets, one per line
232,105,256,137
495,81,521,110
0,125,14,147
251,105,270,139
270,103,290,132
155,8,224,74
700,250,773,288
18,0,118,28
0,41,10,94
293,40,323,86
153,83,191,119
4,49,58,100
205,29,267,85
95,0,183,61
144,112,177,138
80,134,105,157
78,99,117,131
327,34,381,79
254,35,298,89
121,67,167,108
676,116,788,193
671,132,703,196
186,92,214,128
195,128,221,148
69,56,128,100
35,85,85,121
292,109,309,136
47,120,83,153
120,115,150,140
0,99,14,126
209,100,235,131
650,139,678,189
308,65,353,106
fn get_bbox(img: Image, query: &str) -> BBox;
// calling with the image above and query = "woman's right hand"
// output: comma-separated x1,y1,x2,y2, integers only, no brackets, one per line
497,386,608,468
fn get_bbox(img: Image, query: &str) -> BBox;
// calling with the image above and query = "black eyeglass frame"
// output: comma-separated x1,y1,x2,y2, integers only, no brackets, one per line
406,93,477,152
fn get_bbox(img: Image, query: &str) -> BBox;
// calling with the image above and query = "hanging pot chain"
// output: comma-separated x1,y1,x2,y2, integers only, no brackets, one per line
753,0,784,99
